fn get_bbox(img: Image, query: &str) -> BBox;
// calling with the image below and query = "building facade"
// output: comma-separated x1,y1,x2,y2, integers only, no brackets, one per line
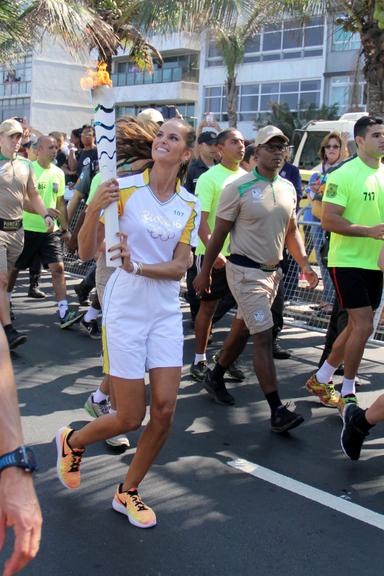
0,38,92,135
111,16,365,139
0,16,365,139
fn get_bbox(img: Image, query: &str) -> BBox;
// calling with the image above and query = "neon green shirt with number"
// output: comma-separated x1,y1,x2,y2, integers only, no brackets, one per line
195,163,246,256
323,156,384,270
23,161,65,232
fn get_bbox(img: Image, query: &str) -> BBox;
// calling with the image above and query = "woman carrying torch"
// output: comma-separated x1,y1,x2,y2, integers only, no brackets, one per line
55,116,200,529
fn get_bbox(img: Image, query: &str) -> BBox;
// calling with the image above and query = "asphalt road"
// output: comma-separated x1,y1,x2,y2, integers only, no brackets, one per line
2,272,384,576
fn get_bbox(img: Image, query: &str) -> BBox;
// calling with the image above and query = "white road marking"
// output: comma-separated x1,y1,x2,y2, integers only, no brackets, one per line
227,458,384,531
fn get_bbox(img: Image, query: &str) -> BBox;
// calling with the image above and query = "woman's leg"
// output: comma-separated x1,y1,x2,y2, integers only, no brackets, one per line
122,367,181,491
69,376,146,449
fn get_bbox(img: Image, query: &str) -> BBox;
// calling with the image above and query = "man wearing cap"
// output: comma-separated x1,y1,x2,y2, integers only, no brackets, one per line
194,125,318,433
185,131,218,194
0,119,54,350
184,131,219,323
137,108,164,125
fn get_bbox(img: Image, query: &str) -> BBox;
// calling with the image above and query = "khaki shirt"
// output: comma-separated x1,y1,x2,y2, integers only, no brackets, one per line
217,169,296,265
0,154,36,220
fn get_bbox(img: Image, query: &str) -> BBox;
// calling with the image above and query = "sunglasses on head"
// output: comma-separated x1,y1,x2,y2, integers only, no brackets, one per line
261,143,288,152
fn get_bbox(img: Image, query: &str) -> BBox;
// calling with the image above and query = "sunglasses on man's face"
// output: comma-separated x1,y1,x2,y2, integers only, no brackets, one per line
261,143,288,152
324,144,340,150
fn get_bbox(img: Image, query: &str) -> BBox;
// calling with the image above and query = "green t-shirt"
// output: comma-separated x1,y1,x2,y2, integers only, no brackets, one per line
195,163,246,256
323,156,384,270
86,163,138,206
23,161,65,232
86,172,101,206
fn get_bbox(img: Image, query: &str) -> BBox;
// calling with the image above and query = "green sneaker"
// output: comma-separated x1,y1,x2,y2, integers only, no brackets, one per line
338,394,358,420
212,351,245,382
190,361,208,382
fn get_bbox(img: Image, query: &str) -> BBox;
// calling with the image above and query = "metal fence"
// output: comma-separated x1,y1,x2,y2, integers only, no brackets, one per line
63,205,384,343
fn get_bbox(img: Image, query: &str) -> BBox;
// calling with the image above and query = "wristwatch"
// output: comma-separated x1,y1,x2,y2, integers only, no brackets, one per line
0,446,37,474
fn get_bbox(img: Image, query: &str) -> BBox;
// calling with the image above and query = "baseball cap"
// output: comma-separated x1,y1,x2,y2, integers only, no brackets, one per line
138,108,164,124
254,125,289,147
0,118,23,136
198,131,217,145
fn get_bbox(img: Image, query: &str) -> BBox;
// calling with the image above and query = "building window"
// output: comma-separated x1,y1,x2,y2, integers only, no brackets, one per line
112,54,199,87
0,97,30,122
0,56,32,99
329,76,366,113
116,103,195,126
331,19,360,51
206,16,324,67
204,79,321,122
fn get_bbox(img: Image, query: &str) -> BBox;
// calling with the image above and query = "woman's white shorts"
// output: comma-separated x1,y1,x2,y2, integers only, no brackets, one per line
102,268,183,379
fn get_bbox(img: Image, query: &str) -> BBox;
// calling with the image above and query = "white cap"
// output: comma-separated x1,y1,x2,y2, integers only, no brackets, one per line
0,118,23,136
254,125,289,146
137,108,164,124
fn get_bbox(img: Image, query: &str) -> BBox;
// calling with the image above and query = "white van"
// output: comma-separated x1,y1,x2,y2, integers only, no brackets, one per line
292,112,367,182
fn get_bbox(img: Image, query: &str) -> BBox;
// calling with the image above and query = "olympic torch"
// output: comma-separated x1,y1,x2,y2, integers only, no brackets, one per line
81,63,121,267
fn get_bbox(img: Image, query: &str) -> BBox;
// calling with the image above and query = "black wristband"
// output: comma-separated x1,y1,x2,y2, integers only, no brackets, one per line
43,214,51,220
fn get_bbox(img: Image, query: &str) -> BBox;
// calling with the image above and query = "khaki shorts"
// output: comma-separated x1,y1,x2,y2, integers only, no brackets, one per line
95,252,114,305
226,261,282,335
0,228,24,275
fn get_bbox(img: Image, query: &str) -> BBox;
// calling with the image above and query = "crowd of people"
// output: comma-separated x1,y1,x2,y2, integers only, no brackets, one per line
0,108,383,574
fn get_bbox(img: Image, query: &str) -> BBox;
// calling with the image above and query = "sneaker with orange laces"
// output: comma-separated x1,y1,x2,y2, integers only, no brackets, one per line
55,426,84,489
305,374,340,408
112,485,157,528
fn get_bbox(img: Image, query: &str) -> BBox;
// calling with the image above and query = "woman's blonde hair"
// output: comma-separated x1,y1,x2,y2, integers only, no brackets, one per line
319,131,348,163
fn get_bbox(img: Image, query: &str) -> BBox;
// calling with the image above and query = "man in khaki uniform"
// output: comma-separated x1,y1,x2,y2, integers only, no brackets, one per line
194,125,318,433
0,119,54,350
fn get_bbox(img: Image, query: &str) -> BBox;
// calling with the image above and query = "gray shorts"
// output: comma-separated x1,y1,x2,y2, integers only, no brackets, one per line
0,228,24,275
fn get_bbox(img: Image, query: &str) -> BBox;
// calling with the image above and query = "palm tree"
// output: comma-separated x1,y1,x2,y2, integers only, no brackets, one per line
213,4,274,127
0,1,253,72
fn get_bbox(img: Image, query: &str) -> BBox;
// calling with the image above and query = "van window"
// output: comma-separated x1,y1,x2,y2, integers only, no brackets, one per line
299,131,328,169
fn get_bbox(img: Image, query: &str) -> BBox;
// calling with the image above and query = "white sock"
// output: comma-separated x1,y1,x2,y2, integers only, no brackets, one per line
316,360,337,384
195,353,206,363
341,377,356,397
109,408,117,416
93,388,108,403
58,300,68,319
7,292,12,302
84,305,99,323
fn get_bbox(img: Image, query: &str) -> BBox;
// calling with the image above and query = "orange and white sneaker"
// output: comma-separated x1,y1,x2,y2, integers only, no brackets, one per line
55,426,84,489
305,374,340,408
112,485,157,528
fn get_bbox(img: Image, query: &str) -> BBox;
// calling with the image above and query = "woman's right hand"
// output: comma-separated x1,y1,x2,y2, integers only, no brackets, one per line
88,179,120,213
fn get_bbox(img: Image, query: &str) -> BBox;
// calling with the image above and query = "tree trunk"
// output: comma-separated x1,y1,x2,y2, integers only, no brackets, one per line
226,73,238,127
360,20,384,115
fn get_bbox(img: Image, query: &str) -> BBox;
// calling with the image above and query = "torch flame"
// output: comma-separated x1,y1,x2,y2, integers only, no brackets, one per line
80,62,112,90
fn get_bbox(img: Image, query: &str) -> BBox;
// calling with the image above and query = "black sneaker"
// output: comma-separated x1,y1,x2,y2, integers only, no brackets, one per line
212,351,245,382
271,404,304,433
341,403,369,461
272,340,291,360
190,360,208,382
80,318,101,340
60,308,85,329
6,327,27,350
28,286,46,299
74,283,90,306
203,368,235,405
